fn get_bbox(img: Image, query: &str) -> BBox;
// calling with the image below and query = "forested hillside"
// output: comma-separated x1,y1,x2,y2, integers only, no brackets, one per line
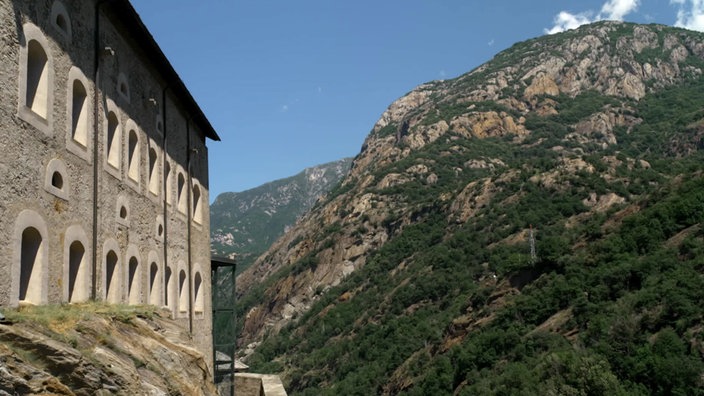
237,22,704,394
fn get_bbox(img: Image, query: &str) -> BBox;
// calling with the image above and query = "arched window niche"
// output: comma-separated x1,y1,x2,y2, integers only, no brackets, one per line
102,238,122,304
117,72,130,103
177,170,186,214
127,130,139,183
192,182,203,224
44,158,69,200
164,159,172,206
27,40,49,119
165,265,174,312
155,215,164,241
148,141,160,196
104,99,121,178
116,194,130,227
178,267,188,314
126,245,141,305
19,23,54,134
12,210,49,306
193,264,205,316
156,117,163,136
123,119,142,190
147,251,161,306
66,67,92,161
63,225,91,303
50,1,72,41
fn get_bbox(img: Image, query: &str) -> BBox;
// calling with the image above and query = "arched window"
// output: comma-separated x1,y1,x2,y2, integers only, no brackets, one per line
51,1,72,40
52,172,63,188
127,129,139,182
148,146,159,195
155,215,164,240
117,72,130,102
55,13,69,35
44,158,69,200
192,183,202,224
128,256,140,304
64,225,90,303
149,261,160,306
105,249,120,303
66,67,92,160
178,269,187,313
19,24,53,133
67,241,88,302
193,271,204,314
165,161,172,205
177,172,186,213
26,40,49,120
116,195,130,227
14,210,48,306
71,79,88,147
165,265,173,309
20,227,44,304
106,110,121,170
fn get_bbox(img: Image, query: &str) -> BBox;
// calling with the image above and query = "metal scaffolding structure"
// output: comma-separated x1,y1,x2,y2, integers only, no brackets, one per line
211,257,237,396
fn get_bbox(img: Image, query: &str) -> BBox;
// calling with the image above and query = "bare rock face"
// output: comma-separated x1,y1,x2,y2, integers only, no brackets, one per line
403,121,449,149
449,178,496,224
0,306,217,396
376,86,434,128
582,192,626,212
567,110,640,148
524,74,560,99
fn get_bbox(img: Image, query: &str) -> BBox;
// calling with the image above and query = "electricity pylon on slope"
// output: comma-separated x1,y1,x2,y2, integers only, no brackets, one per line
529,225,537,263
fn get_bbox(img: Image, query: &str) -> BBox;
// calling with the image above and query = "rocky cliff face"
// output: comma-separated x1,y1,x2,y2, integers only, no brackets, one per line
236,21,704,349
0,304,217,395
210,158,353,272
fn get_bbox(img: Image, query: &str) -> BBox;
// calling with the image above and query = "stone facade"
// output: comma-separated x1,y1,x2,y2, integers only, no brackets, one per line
0,0,219,370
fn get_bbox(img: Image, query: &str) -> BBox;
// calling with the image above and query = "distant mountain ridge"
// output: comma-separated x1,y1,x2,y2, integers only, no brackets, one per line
210,158,353,271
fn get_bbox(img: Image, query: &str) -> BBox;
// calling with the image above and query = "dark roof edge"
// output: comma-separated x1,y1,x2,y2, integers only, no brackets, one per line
109,1,221,141
211,256,237,266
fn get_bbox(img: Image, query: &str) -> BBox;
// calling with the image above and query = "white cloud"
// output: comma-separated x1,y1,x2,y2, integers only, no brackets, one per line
281,104,289,112
545,0,640,34
600,0,640,20
672,0,704,31
488,38,495,46
546,11,593,34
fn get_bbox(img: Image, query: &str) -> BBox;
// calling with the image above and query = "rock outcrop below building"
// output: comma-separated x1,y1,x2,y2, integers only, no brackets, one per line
0,304,217,395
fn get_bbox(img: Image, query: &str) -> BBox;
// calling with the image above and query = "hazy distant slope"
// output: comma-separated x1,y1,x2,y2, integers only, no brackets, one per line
210,158,352,271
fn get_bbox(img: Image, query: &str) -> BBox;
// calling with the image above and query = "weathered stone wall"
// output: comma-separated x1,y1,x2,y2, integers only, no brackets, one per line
0,0,31,306
0,0,214,372
233,373,289,396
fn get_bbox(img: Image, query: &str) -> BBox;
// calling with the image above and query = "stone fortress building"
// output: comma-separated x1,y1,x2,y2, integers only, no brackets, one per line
0,0,219,365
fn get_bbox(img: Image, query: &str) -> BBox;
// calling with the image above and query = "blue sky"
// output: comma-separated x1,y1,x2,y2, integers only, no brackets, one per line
130,0,704,200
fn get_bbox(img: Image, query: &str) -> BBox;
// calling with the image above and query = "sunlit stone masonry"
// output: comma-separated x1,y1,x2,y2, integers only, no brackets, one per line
0,0,220,370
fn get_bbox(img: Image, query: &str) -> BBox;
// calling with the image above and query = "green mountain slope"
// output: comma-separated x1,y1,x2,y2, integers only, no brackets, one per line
210,158,352,271
237,22,704,395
